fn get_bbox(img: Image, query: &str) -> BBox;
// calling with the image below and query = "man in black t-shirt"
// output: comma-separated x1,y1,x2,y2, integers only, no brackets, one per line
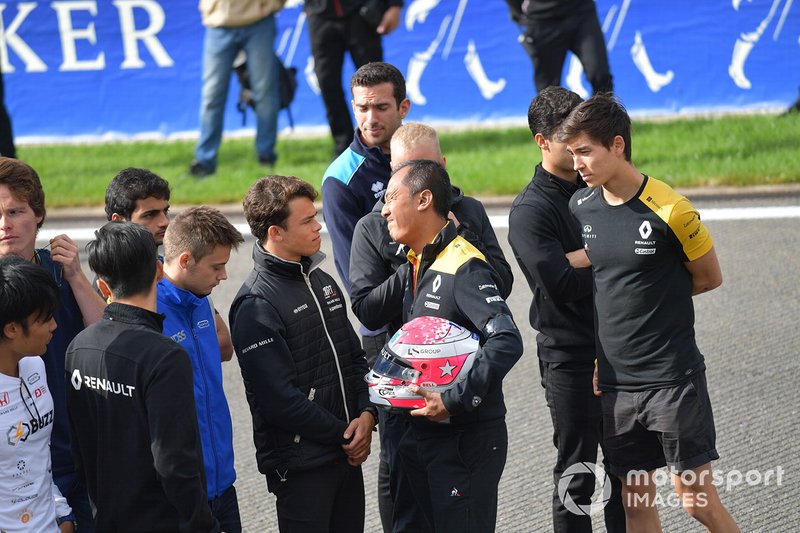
563,94,739,532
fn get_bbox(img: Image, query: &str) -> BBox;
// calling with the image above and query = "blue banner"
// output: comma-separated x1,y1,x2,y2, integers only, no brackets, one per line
2,0,797,141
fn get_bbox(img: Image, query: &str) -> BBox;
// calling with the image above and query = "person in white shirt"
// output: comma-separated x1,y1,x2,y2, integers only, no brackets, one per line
0,255,73,532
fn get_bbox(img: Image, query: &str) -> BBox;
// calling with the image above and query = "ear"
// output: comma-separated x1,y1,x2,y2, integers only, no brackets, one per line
155,259,164,282
267,225,283,243
2,321,20,340
110,213,126,222
178,251,192,270
612,135,626,156
441,155,447,169
534,133,547,151
399,98,410,119
417,189,433,212
96,278,112,302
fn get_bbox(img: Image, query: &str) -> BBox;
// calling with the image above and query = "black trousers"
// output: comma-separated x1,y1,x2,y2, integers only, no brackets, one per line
397,419,508,533
209,485,242,533
307,11,382,154
265,460,364,533
540,360,625,533
0,64,16,158
520,8,613,95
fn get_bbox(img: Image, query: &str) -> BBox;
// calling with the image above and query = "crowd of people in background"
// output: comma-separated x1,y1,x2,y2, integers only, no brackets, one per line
0,1,745,532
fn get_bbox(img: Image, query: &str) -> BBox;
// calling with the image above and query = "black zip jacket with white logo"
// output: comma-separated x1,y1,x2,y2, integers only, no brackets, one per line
402,222,523,426
229,245,371,473
66,303,218,533
507,164,595,363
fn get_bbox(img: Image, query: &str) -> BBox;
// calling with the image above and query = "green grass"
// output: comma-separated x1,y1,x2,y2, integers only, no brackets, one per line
19,113,800,208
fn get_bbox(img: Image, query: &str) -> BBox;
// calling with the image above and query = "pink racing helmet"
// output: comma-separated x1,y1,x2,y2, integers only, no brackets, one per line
366,316,480,410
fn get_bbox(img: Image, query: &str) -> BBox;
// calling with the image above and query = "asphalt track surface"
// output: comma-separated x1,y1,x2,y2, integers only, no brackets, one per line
47,191,799,532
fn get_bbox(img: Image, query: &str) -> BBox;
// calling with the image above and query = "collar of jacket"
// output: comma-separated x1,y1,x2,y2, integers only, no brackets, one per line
350,129,392,168
534,163,586,198
157,277,206,309
415,220,457,264
251,241,326,278
103,302,165,332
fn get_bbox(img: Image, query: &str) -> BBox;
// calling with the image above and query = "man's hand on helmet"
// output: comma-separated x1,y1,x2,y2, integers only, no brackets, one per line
408,384,451,422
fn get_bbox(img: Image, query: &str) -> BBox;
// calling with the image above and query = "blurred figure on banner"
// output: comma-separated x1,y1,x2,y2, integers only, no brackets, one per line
0,64,15,158
305,0,403,157
506,0,613,94
190,0,287,178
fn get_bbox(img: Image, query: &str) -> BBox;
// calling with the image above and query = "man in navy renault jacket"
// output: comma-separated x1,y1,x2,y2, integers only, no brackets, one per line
157,206,244,532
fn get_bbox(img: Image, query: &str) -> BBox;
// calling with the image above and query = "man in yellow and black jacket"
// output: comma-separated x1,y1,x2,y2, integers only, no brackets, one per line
381,159,523,533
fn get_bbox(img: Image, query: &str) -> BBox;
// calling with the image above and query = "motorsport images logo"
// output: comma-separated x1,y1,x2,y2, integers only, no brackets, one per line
557,462,613,515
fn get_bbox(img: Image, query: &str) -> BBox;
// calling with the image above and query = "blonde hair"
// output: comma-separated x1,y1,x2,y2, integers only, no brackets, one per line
390,122,442,166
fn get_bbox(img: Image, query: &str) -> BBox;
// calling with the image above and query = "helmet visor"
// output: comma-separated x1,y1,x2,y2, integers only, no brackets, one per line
372,347,421,383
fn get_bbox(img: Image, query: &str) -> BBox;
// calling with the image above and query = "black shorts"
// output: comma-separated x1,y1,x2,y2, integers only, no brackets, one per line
601,371,719,477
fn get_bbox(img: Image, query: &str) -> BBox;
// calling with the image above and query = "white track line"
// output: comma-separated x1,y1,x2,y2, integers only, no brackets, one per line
34,206,800,242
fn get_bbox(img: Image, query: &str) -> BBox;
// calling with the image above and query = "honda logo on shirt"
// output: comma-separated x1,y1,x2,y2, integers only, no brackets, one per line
639,221,653,239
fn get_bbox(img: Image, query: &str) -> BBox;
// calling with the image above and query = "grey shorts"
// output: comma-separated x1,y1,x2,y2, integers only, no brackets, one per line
601,371,719,477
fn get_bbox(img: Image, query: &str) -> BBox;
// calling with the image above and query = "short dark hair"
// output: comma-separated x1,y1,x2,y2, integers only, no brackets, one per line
558,92,632,161
87,221,157,299
528,86,583,139
104,168,171,220
0,157,46,229
164,206,244,263
392,160,451,219
243,176,317,242
0,255,59,337
351,62,407,107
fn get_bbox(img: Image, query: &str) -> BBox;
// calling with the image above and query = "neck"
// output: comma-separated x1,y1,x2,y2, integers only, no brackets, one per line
409,219,447,257
541,159,576,183
0,351,19,378
112,286,158,313
601,164,643,206
263,241,301,263
162,265,184,290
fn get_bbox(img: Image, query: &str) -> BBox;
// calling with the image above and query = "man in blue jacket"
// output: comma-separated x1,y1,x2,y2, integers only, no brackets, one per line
158,206,244,532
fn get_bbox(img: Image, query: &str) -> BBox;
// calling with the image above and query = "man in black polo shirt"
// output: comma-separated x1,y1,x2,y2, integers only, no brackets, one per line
564,93,739,532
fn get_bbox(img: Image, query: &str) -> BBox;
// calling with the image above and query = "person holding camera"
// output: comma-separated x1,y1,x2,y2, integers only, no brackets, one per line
305,0,403,157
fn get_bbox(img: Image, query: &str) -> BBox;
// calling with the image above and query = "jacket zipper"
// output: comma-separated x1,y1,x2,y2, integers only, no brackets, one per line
303,272,351,422
190,306,220,498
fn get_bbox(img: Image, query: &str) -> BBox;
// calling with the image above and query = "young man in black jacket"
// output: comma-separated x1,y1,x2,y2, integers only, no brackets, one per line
349,122,514,531
65,222,218,533
507,86,624,533
381,159,523,533
229,175,376,533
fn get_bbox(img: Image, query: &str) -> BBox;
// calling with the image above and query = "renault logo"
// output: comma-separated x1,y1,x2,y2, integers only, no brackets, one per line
71,369,82,390
639,221,652,239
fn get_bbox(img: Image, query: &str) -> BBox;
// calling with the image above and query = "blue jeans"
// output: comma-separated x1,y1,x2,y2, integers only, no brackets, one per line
195,15,279,170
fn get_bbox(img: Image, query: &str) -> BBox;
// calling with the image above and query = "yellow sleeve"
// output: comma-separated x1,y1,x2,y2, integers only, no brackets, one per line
668,198,713,261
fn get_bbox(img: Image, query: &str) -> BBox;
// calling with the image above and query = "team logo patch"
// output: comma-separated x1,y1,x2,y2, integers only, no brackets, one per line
432,274,442,293
639,220,653,239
